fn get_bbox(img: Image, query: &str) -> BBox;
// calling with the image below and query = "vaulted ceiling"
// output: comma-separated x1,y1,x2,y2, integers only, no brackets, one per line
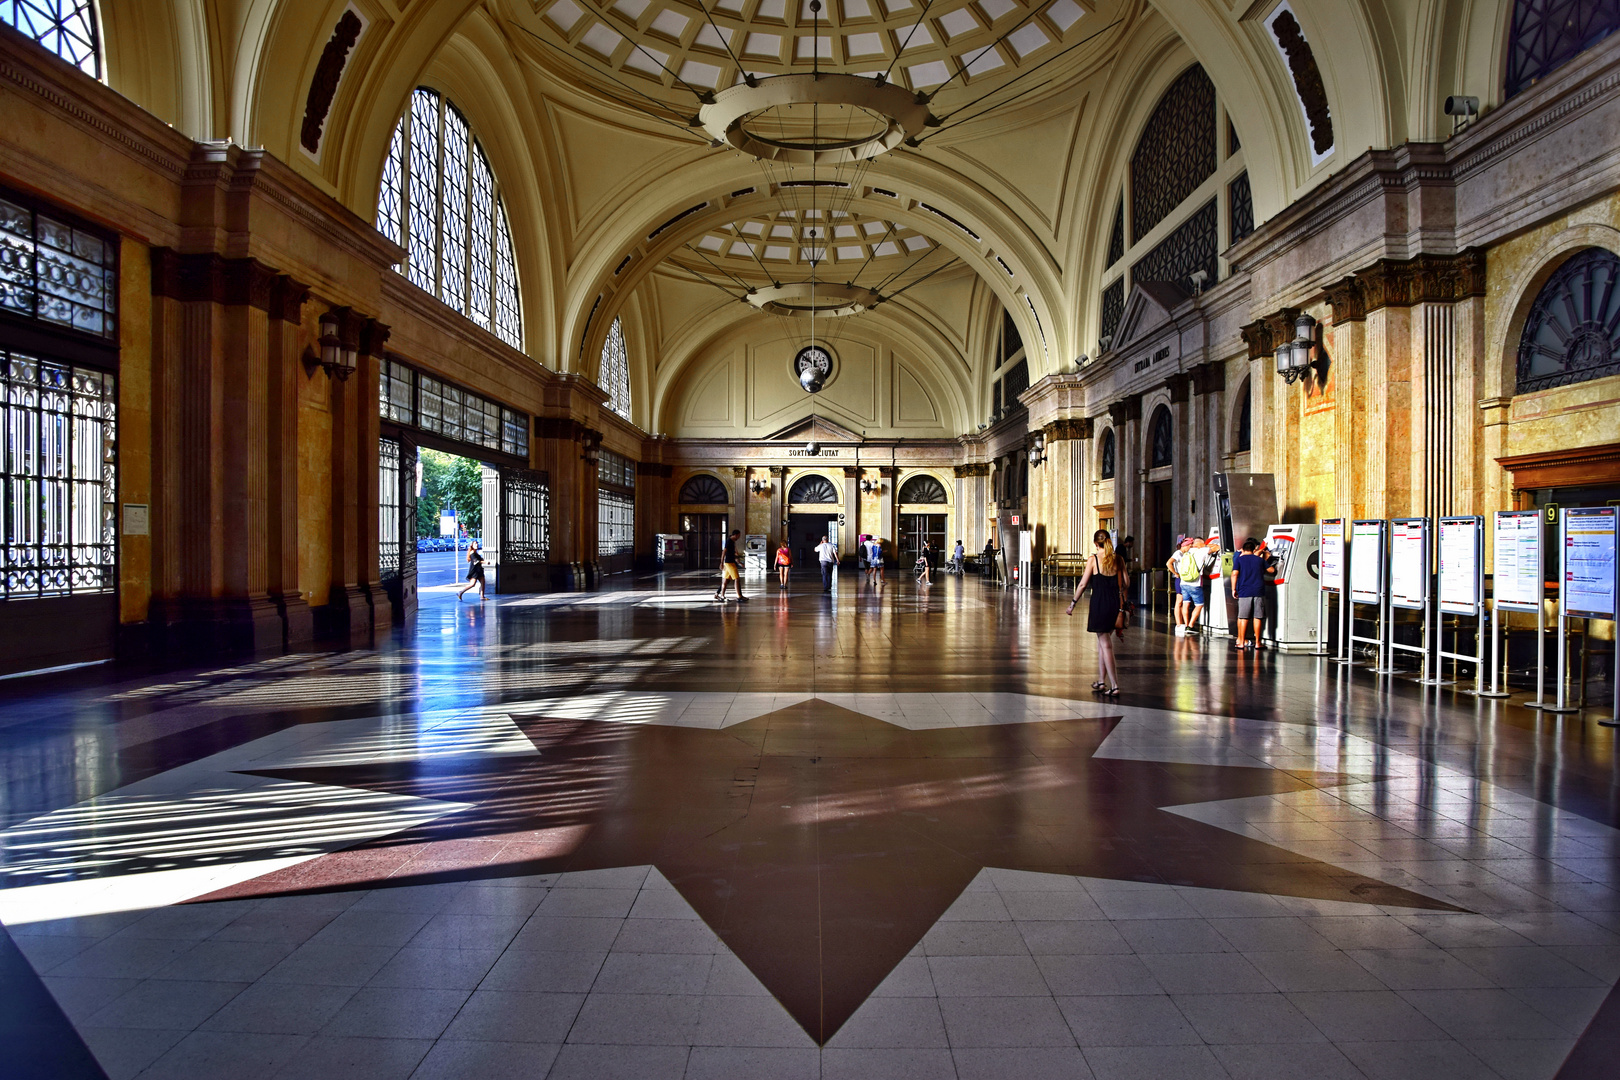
95,0,1520,432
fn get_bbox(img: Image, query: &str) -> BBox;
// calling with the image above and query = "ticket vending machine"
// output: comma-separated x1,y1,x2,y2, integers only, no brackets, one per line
744,534,768,574
1204,527,1231,636
1261,523,1322,652
656,534,685,567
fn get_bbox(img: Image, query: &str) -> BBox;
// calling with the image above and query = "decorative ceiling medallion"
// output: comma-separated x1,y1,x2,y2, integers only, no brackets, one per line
794,344,835,393
748,282,880,318
697,73,935,165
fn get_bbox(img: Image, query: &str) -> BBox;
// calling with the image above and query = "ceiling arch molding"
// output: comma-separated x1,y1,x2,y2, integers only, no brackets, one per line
649,283,975,438
565,174,1063,386
100,0,214,139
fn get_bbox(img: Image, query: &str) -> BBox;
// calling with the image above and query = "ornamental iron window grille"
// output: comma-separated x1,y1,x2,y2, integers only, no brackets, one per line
991,382,1002,417
598,489,633,557
501,468,550,566
1229,172,1254,244
379,437,401,582
1515,247,1620,393
1099,427,1116,480
1000,309,1022,364
1235,381,1252,453
1107,196,1125,267
788,475,838,504
1132,199,1219,295
377,88,522,349
0,192,117,340
379,357,529,459
598,449,635,491
1100,278,1124,352
1149,406,1174,468
2,350,115,598
1,0,99,77
1505,0,1620,98
1003,361,1029,407
600,317,631,421
679,474,730,505
1130,64,1216,242
899,475,948,504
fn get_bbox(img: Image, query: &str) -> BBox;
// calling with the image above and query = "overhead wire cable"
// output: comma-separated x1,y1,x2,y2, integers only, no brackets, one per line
927,2,1068,97
878,254,961,302
684,240,756,291
574,0,717,100
882,0,939,81
926,17,1124,126
515,25,715,146
697,2,747,76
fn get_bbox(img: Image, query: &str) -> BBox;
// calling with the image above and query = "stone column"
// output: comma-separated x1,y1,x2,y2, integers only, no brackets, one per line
842,467,860,560
268,276,313,645
731,466,748,542
879,466,897,551
768,466,785,549
1168,374,1192,540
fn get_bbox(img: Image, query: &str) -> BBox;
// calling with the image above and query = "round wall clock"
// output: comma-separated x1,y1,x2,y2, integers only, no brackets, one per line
794,344,834,393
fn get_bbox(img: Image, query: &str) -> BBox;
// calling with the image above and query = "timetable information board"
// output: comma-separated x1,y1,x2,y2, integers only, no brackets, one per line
1389,519,1428,610
1438,517,1482,615
1493,510,1543,611
1563,506,1618,618
1319,519,1344,592
1349,520,1384,605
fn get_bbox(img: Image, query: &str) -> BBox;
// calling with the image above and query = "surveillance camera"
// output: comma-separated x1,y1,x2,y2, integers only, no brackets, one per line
1444,95,1479,117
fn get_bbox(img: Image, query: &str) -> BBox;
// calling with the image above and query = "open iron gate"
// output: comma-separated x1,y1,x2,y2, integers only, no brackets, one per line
379,435,418,621
483,465,550,593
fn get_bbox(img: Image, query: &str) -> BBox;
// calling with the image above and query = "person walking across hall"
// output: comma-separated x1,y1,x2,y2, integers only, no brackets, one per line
456,540,487,602
775,539,792,591
952,539,965,575
715,529,748,602
816,534,838,593
1065,529,1128,696
1230,537,1268,648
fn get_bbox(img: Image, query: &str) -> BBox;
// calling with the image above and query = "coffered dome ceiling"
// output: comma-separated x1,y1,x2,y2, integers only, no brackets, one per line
518,0,1096,96
680,208,933,269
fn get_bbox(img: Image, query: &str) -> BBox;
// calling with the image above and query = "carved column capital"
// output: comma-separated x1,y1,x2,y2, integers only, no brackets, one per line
271,275,310,324
1166,374,1192,403
1191,362,1225,396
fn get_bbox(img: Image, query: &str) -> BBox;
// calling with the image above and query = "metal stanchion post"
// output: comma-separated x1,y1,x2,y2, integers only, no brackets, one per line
1600,626,1619,728
1477,601,1509,697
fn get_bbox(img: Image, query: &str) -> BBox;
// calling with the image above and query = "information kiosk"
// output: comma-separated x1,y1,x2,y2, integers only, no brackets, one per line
744,534,768,574
1261,524,1321,652
1386,518,1430,679
1492,510,1545,704
1437,516,1486,693
1348,520,1386,669
1561,506,1618,721
1320,519,1345,660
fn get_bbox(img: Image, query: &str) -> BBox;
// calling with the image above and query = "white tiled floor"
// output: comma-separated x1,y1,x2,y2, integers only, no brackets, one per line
4,691,1618,1078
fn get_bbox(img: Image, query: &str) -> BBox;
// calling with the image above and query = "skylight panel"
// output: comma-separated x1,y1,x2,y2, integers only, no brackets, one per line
651,9,691,37
939,8,979,39
581,23,624,59
1046,0,1083,31
845,32,884,55
1008,23,1049,58
545,0,585,32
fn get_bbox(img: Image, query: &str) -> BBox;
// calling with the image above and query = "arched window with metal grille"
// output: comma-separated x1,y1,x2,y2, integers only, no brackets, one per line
600,317,631,421
1506,1,1620,98
679,474,730,505
377,88,522,349
1099,428,1116,479
1,1,99,77
1149,406,1174,468
899,475,948,504
1515,247,1620,393
788,476,838,504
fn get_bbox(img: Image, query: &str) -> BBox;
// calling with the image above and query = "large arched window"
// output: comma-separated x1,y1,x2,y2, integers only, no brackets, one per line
899,475,948,504
1149,406,1174,468
600,317,631,421
1506,2,1620,98
2,1,99,76
789,476,838,504
679,474,729,504
1516,248,1620,393
377,88,521,349
1099,428,1116,480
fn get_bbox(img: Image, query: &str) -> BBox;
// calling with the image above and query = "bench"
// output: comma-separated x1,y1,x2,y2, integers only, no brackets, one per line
1044,552,1089,590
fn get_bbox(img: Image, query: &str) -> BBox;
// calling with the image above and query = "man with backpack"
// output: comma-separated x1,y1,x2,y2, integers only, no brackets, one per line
1172,536,1212,636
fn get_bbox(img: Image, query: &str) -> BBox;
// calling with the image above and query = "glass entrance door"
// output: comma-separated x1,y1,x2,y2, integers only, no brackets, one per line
900,514,947,567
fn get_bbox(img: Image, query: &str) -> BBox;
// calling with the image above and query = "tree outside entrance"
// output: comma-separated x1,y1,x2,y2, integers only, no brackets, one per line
418,449,483,539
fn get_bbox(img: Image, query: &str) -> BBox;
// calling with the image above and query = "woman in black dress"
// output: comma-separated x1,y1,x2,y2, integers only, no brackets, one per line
457,541,487,602
1065,529,1127,696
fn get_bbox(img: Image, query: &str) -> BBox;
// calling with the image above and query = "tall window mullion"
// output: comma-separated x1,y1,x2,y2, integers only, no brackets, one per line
381,87,521,349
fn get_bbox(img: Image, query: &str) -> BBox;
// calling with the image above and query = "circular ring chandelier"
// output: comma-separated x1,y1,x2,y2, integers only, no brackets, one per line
697,73,934,165
746,282,882,318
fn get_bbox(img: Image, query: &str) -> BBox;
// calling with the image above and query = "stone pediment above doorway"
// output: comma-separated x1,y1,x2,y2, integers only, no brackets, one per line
764,415,865,444
1113,282,1189,353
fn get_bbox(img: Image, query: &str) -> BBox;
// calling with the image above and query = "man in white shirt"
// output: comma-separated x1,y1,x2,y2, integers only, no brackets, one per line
816,535,838,593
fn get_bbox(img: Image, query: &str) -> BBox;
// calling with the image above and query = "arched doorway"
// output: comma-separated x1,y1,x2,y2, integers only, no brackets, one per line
786,474,840,569
678,473,730,569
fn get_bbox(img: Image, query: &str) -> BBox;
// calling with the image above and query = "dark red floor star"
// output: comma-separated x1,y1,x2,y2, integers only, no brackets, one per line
199,699,1457,1043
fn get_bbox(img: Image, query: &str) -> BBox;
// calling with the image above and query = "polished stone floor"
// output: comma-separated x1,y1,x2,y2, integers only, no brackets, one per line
2,569,1618,1079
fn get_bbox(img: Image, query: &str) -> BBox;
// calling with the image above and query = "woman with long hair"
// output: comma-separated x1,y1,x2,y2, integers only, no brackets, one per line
1065,529,1128,695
